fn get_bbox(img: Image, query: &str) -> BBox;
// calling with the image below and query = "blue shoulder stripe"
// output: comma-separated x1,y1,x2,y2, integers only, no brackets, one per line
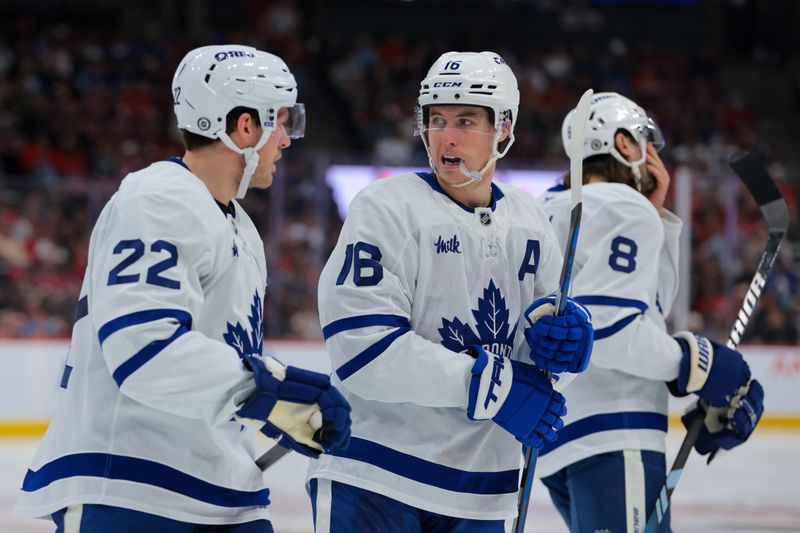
21,452,269,508
574,295,648,312
98,309,193,386
322,314,410,340
595,314,640,340
574,295,648,340
336,327,409,381
539,411,668,456
331,437,519,495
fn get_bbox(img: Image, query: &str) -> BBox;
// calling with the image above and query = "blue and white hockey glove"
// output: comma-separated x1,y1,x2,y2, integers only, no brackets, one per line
466,345,566,449
668,332,752,406
236,355,352,459
524,296,593,374
682,379,764,460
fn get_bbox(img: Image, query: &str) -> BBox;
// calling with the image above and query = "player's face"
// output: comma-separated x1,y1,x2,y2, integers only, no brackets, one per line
426,106,497,185
251,108,292,190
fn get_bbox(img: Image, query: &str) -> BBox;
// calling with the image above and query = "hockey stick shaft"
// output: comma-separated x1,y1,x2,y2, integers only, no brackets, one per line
644,151,789,532
514,88,593,533
256,442,292,470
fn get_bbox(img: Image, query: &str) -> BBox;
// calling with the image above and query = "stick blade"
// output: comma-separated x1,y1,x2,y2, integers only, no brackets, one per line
728,151,790,232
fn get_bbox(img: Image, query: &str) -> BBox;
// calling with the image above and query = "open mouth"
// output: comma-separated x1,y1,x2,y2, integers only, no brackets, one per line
441,155,462,167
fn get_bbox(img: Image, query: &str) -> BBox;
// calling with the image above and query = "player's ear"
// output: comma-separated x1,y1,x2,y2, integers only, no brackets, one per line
240,112,254,136
615,131,637,160
233,112,259,144
498,119,511,143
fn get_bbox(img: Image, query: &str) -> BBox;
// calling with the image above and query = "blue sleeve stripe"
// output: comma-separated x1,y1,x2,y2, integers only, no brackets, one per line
594,314,641,340
331,437,519,495
322,314,410,340
539,411,668,456
335,327,409,381
98,309,193,344
98,309,193,386
112,321,190,386
575,295,649,312
20,452,269,508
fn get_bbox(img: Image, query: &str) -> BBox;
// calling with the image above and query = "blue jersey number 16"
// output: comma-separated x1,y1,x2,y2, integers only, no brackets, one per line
335,241,384,287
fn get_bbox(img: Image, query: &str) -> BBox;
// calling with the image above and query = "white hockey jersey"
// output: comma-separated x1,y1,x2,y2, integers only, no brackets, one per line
306,172,563,520
536,182,683,478
15,158,274,525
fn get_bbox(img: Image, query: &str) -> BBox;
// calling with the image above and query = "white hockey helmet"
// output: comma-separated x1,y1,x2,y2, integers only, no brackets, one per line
561,92,664,188
172,45,305,198
415,51,520,185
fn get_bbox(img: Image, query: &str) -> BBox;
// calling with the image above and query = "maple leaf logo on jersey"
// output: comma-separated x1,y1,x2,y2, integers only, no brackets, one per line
438,279,518,357
223,290,264,357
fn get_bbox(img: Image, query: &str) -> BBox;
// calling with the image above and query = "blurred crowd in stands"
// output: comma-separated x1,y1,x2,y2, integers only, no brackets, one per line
0,0,797,343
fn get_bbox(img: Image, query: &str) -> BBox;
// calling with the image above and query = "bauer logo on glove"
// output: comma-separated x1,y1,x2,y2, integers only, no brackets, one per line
524,296,594,374
466,345,566,449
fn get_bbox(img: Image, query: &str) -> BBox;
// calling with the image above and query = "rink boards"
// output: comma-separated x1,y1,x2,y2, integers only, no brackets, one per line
1,340,799,435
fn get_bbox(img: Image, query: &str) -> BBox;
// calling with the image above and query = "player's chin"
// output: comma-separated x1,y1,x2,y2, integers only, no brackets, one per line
251,173,274,190
434,164,464,184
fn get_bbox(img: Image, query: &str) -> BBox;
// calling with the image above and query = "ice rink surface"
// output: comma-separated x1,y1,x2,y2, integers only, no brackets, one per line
2,429,798,532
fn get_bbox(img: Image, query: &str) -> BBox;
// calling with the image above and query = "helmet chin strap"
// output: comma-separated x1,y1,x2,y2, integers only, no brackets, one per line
609,138,647,192
452,153,499,188
218,128,272,199
423,128,505,189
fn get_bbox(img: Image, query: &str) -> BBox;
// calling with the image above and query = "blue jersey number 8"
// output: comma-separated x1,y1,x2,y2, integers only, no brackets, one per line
608,236,637,273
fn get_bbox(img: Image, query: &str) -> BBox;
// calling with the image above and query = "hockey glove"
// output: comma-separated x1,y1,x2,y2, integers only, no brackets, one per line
668,332,752,406
466,345,566,449
682,379,764,460
236,355,352,458
524,296,593,374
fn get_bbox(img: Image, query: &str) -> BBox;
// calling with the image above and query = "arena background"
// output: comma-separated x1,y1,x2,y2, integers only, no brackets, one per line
1,1,799,531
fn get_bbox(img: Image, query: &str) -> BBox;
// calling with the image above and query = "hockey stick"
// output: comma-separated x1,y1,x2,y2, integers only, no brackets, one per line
513,88,594,533
644,151,789,533
256,442,292,470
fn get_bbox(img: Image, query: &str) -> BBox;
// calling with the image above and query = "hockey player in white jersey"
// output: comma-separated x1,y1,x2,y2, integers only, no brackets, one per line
14,45,351,532
537,92,766,532
306,51,594,532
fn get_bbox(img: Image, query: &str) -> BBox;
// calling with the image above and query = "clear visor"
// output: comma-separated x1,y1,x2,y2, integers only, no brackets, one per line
633,115,665,152
413,103,496,137
278,103,305,139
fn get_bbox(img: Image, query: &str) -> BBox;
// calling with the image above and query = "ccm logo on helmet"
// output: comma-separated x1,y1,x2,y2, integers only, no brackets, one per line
433,81,462,88
214,50,256,62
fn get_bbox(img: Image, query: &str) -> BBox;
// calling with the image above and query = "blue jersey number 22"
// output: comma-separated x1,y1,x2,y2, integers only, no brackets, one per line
108,239,181,289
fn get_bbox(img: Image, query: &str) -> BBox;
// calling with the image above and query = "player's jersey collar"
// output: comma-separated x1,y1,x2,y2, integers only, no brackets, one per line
166,156,236,217
415,172,505,213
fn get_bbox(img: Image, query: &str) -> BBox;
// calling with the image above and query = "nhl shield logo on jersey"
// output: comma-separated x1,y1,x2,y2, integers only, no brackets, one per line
223,290,264,357
438,279,517,357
